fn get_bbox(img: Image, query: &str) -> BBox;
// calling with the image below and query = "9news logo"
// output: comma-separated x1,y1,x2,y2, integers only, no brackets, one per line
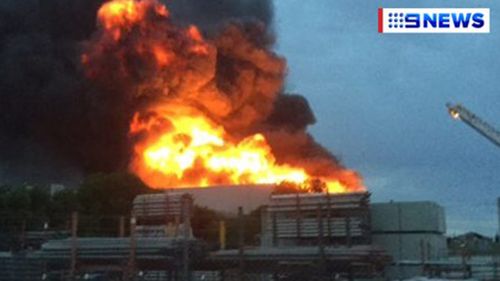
378,8,490,33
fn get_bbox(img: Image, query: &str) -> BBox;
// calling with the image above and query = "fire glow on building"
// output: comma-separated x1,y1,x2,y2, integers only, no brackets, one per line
82,0,364,194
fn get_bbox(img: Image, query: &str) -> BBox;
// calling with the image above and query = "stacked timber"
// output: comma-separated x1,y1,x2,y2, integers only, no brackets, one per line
132,192,193,238
24,230,70,249
132,192,189,220
211,245,391,278
135,225,167,237
40,237,203,260
213,244,388,261
371,201,448,261
262,192,371,247
269,192,369,210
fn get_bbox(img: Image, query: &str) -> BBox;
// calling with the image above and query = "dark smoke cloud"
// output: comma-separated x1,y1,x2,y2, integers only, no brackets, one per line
266,94,316,132
0,0,276,185
0,0,105,185
165,0,274,33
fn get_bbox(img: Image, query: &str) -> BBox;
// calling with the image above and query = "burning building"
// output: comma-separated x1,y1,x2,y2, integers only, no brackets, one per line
81,0,364,193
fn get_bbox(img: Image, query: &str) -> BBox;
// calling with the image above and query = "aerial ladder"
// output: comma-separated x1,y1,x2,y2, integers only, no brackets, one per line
446,103,500,147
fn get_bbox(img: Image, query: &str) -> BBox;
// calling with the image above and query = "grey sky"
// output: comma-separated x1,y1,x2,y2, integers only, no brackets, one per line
275,0,500,236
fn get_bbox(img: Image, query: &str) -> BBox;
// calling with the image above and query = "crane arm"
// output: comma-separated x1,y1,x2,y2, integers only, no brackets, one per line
446,103,500,147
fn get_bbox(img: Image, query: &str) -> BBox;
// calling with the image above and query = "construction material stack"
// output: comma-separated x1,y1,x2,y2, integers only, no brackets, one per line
261,192,371,247
211,191,392,279
132,192,193,238
40,192,202,279
41,237,200,260
371,201,447,261
371,201,448,279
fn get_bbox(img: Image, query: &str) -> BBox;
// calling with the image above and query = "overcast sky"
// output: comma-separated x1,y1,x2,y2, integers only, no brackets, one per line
274,0,500,236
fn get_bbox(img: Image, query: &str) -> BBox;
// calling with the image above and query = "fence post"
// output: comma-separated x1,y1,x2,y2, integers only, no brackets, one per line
295,193,302,240
20,219,26,250
346,216,351,248
70,212,78,281
326,192,332,240
182,195,192,281
219,220,226,250
125,216,137,281
119,216,125,237
238,207,245,281
317,204,326,275
461,247,468,279
493,259,498,281
420,239,426,276
272,211,277,247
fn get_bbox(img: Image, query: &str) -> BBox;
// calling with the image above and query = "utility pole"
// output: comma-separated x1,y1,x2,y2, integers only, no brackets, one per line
70,212,78,281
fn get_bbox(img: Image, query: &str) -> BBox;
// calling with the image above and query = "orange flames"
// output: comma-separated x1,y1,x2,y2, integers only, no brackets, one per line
98,0,168,29
88,0,364,193
129,106,352,192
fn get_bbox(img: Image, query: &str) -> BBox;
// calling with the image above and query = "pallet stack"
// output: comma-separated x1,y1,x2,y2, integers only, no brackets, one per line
371,201,447,261
261,192,371,247
40,237,201,260
132,192,193,238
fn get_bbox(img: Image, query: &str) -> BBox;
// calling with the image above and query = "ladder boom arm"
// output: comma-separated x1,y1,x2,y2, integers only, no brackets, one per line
446,103,500,147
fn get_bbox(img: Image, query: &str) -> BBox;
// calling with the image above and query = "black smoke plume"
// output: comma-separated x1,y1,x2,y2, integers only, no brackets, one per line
0,0,354,187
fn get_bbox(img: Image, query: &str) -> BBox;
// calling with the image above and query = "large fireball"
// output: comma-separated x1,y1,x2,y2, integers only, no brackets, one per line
83,0,365,193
